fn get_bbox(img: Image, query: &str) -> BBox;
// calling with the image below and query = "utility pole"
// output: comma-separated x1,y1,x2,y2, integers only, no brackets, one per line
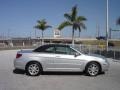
106,0,109,51
109,28,112,39
35,29,36,39
96,23,100,37
7,29,13,47
7,29,10,39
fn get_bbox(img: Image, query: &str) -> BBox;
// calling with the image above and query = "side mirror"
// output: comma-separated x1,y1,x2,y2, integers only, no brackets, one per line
74,53,80,57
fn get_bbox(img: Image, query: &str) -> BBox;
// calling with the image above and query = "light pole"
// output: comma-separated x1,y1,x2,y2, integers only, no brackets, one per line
7,29,13,47
7,29,10,39
106,0,109,51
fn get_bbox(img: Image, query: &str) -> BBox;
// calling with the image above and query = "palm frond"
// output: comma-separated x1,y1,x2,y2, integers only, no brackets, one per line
77,16,87,22
44,25,52,30
64,13,72,21
78,26,81,31
73,21,86,31
71,5,77,21
35,19,51,31
73,24,77,30
58,21,72,30
37,19,46,25
80,22,86,29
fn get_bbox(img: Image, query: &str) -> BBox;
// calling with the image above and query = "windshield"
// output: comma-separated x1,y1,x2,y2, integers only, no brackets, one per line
70,45,87,54
70,45,83,54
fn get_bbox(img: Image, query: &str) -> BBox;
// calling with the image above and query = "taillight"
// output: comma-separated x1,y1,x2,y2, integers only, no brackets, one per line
16,53,22,58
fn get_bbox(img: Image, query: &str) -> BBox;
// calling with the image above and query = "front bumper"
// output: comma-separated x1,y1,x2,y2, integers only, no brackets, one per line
101,61,109,72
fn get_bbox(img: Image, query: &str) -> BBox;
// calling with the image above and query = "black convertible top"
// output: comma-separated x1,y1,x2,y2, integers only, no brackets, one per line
33,44,70,52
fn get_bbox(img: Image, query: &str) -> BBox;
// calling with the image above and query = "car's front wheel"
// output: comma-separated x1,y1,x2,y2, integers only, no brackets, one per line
26,62,42,76
85,62,100,76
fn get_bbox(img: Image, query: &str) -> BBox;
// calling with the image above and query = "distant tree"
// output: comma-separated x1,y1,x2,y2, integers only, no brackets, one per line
58,5,87,45
34,19,51,44
116,17,120,25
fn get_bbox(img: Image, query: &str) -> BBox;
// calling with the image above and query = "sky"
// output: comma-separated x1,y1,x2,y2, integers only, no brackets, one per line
0,0,120,39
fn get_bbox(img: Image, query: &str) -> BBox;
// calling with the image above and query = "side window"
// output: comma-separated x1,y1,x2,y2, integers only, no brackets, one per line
55,46,77,55
55,46,67,54
34,45,55,53
44,47,55,53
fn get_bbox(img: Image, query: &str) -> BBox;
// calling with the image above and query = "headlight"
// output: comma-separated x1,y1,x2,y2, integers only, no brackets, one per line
101,57,108,64
104,58,108,63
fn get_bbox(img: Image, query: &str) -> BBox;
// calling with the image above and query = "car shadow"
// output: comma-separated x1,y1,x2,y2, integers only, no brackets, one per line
42,72,85,76
13,69,25,75
13,69,105,76
13,69,85,76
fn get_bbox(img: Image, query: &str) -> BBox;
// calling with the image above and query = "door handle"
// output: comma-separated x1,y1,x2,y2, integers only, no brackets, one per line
55,56,60,58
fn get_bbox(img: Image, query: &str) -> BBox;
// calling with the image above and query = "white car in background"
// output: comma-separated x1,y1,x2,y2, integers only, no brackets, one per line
14,44,109,76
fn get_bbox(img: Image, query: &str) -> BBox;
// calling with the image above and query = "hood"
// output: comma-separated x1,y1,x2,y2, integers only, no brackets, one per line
84,53,106,60
88,54,106,59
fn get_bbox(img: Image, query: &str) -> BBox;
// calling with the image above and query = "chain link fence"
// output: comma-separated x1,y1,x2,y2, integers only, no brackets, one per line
72,44,120,60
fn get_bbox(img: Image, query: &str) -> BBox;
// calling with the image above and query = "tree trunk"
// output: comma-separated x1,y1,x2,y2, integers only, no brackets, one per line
42,30,43,38
79,30,81,37
41,30,44,45
72,29,75,46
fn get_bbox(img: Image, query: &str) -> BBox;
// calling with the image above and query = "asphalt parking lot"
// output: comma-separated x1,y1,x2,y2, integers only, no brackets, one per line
0,50,120,90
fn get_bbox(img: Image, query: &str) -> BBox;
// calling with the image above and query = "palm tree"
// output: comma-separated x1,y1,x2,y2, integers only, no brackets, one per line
58,5,87,45
35,19,51,44
116,17,120,25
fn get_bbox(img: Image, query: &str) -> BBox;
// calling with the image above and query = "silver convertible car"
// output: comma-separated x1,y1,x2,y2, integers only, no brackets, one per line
14,44,109,76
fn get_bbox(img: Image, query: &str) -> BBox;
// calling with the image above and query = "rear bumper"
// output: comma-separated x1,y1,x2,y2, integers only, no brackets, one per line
14,59,26,70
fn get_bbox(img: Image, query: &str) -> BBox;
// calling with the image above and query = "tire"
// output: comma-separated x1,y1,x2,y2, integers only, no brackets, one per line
26,62,42,76
85,62,100,76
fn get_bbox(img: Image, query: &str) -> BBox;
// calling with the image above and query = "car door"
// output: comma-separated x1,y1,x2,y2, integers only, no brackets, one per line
53,46,83,71
34,45,56,71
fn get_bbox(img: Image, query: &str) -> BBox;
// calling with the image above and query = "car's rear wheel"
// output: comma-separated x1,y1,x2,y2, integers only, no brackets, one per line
26,62,42,76
85,62,100,76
